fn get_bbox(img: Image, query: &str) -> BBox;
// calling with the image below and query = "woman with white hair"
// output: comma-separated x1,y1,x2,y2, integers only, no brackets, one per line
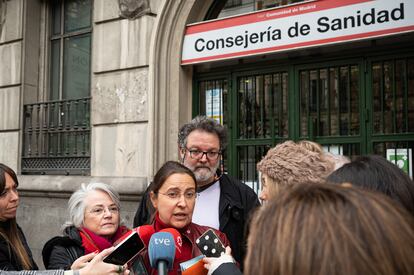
42,183,129,270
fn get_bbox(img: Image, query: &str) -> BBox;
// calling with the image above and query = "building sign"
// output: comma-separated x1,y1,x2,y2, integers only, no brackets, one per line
386,149,412,178
182,0,414,65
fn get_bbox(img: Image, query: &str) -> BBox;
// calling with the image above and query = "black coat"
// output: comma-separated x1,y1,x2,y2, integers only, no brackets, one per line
133,174,260,267
212,262,242,275
0,222,38,271
42,226,84,270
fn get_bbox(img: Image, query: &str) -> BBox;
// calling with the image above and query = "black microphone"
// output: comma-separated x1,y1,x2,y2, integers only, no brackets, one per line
148,232,176,275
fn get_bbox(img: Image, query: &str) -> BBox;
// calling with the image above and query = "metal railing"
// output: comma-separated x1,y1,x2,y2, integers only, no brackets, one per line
22,97,91,175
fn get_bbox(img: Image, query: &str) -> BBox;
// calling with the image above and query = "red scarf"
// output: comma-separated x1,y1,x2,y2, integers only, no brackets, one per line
80,226,130,254
154,213,192,274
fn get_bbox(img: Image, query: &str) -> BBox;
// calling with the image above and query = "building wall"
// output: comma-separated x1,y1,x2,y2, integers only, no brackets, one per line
3,0,412,269
0,0,174,268
0,0,22,170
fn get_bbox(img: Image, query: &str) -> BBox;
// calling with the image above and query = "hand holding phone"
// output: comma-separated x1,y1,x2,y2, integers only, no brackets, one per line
103,231,145,265
195,229,226,258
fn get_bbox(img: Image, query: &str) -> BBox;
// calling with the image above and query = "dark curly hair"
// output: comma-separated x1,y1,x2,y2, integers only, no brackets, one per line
178,115,227,150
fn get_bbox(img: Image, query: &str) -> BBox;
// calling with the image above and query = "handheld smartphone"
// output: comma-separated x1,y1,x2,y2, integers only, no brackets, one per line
195,229,225,257
103,231,145,265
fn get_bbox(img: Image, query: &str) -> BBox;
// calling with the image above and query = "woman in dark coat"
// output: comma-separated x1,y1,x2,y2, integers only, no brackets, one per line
42,183,129,270
0,163,38,271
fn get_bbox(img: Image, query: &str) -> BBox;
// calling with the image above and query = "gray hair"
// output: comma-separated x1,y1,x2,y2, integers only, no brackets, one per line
62,182,121,231
178,115,227,150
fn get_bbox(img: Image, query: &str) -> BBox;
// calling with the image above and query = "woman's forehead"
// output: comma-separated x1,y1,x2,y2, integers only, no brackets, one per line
84,190,114,204
4,173,16,187
161,173,196,189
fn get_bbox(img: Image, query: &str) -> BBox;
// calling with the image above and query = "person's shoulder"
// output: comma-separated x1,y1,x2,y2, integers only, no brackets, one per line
42,231,83,269
43,228,81,251
212,262,243,275
220,174,257,194
44,235,74,248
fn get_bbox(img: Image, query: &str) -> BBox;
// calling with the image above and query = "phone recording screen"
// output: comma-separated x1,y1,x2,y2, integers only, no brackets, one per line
103,232,145,265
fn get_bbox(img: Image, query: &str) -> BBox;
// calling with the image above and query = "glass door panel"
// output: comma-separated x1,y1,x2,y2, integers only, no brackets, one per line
237,72,288,139
63,35,91,100
197,79,228,126
299,64,360,138
372,58,414,135
373,141,414,178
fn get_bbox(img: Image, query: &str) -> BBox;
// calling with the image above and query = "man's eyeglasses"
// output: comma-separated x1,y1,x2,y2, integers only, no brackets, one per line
158,190,198,200
185,148,221,160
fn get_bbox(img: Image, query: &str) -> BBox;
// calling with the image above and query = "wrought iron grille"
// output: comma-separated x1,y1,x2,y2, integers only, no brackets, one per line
22,98,91,175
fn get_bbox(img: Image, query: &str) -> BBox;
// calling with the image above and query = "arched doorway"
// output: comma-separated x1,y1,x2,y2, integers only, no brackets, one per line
148,1,216,174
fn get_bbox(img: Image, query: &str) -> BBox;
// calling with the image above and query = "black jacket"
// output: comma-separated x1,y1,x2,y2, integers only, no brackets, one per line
212,262,242,275
133,174,260,266
0,222,38,271
42,226,84,270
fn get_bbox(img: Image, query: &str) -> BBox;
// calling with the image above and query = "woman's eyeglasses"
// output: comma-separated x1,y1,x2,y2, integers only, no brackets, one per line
88,206,120,216
158,190,198,200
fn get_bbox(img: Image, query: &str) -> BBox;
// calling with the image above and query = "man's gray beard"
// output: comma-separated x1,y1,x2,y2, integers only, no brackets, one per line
192,162,220,184
194,169,215,183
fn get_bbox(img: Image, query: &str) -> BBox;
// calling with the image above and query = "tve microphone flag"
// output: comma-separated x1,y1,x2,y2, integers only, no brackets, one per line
160,228,183,256
148,232,176,275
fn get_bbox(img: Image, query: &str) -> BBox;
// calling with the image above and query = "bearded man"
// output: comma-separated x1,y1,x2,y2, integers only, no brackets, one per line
133,116,260,266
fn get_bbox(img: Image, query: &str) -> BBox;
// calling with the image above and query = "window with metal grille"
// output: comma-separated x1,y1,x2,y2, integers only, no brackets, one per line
195,71,289,194
299,65,360,138
370,57,414,178
22,0,92,175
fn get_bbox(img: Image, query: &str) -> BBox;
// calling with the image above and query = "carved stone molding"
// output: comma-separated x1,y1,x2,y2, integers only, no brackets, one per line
119,0,151,19
0,0,7,39
147,0,214,175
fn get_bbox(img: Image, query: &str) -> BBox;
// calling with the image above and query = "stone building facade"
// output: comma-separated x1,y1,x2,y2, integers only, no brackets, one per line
1,0,413,267
0,0,216,266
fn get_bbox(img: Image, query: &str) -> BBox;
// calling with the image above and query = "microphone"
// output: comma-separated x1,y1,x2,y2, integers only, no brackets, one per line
160,228,183,257
148,232,176,275
135,225,156,247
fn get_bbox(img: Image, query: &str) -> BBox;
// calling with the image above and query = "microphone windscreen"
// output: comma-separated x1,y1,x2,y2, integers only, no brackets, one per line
135,225,155,246
148,232,176,270
160,228,183,256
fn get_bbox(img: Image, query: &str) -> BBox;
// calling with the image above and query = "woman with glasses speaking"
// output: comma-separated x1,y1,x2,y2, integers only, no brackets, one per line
42,183,129,271
140,161,231,274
